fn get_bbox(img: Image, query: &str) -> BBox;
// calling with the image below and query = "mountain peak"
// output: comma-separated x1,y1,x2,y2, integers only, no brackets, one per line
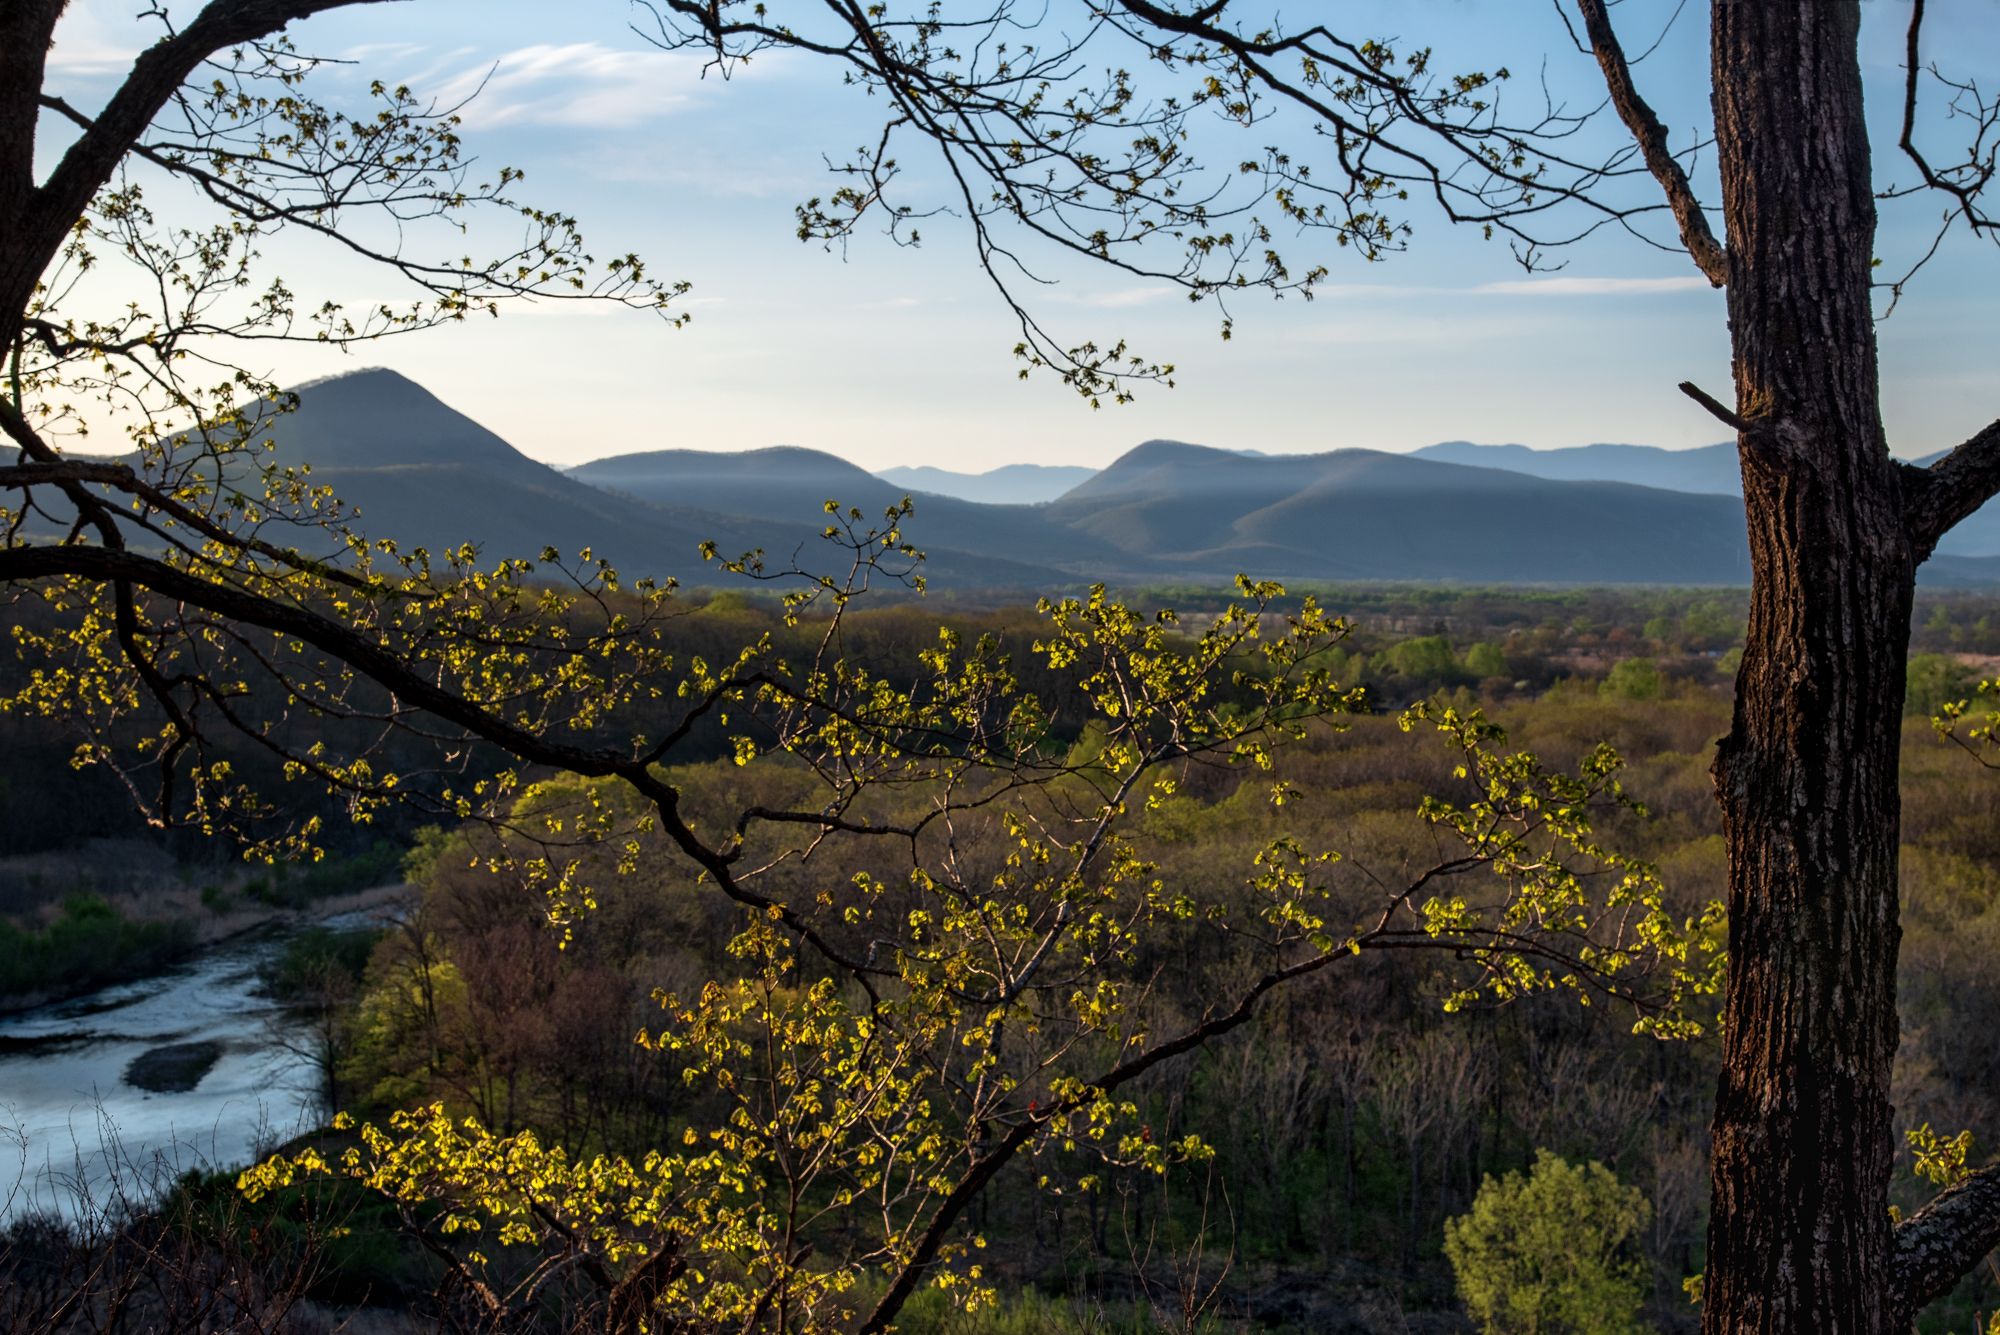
265,369,536,473
1116,439,1234,464
290,366,423,394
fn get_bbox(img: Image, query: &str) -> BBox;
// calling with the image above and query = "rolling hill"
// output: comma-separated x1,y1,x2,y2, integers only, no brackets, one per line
574,437,1765,585
211,369,768,579
567,446,1127,582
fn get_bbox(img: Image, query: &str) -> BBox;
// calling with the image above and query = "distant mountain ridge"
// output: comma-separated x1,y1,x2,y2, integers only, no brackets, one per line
568,446,1126,585
874,463,1095,505
1413,440,1742,495
1416,439,2000,556
1050,440,1752,584
571,433,1757,584
17,369,2000,587
236,370,769,574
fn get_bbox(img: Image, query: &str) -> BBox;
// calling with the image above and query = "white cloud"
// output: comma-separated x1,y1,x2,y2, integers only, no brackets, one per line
1471,275,1714,297
429,43,709,129
338,42,429,65
45,4,150,77
1047,286,1182,310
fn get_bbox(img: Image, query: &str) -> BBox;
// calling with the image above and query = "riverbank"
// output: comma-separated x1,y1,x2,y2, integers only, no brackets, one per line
0,880,414,1016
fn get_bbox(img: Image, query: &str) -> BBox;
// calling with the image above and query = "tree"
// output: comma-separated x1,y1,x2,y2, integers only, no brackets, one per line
0,6,1717,1327
631,0,2000,1327
1444,1149,1651,1335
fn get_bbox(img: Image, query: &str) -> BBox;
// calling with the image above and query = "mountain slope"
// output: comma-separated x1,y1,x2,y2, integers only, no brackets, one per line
20,374,2000,588
231,370,765,579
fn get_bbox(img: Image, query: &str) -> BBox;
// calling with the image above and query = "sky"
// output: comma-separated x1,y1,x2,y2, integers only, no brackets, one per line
38,0,2000,473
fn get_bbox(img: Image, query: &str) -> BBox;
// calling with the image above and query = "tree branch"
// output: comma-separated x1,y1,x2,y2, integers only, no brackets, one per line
1572,0,1727,285
5,0,394,347
0,540,888,987
1895,0,2000,240
0,1,66,223
1893,1162,2000,1316
1679,380,1748,433
1901,416,2000,558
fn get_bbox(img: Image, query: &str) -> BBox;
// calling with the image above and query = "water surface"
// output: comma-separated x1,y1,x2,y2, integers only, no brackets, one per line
0,915,368,1223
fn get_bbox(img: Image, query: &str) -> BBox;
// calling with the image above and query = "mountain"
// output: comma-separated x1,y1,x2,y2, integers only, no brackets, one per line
1416,439,2000,556
210,369,770,580
18,372,2000,588
1412,440,1743,495
243,376,1079,589
577,445,898,522
1919,553,2000,588
874,463,1096,505
1046,440,1755,584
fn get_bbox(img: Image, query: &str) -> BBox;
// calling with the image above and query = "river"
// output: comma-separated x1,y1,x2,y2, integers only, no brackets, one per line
0,911,378,1225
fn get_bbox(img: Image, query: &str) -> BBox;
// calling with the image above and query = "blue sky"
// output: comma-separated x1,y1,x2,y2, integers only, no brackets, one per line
41,1,2000,472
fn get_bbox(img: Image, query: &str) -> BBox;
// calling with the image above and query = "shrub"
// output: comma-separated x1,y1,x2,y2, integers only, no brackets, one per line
1601,659,1663,702
1443,1149,1652,1335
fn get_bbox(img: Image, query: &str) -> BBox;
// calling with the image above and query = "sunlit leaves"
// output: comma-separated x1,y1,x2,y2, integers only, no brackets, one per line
1399,701,1725,1038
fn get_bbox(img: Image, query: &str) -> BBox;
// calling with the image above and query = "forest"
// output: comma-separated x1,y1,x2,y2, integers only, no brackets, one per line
5,586,1998,1332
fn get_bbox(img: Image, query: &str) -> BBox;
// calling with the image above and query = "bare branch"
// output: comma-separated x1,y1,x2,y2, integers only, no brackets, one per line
1893,0,2000,242
6,1,395,345
1678,380,1747,433
1572,0,1727,284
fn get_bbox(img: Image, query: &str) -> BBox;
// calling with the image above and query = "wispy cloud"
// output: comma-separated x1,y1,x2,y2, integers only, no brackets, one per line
45,5,148,77
1471,275,1714,297
429,44,709,130
1047,286,1182,310
339,42,429,65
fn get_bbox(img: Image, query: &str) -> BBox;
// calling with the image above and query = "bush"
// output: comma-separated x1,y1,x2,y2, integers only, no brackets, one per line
1907,652,1976,718
1464,641,1510,680
1600,659,1663,702
1443,1149,1652,1335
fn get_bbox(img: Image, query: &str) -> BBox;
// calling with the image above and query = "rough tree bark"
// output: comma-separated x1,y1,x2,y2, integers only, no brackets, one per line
1703,4,1913,1329
1699,0,2000,1327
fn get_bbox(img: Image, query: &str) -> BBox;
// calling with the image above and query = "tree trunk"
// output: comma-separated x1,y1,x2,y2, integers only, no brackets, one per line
1704,3,1915,1330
